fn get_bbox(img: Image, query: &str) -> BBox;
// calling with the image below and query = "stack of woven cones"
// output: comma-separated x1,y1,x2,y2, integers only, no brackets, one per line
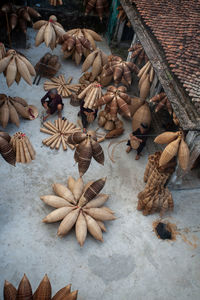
137,151,175,216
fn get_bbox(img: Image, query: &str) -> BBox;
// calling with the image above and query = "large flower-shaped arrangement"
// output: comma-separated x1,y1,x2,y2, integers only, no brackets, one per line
41,176,115,246
4,274,78,300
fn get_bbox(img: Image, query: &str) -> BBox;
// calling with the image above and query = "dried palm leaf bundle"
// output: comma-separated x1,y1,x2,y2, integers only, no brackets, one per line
132,102,151,131
68,130,104,176
96,85,131,118
0,94,37,128
44,75,81,98
41,175,115,246
137,61,155,100
10,132,35,163
49,0,63,6
149,92,173,115
60,28,102,65
4,274,78,300
0,49,35,86
0,131,16,166
101,55,139,86
178,138,190,171
155,131,190,171
40,119,81,151
0,43,6,60
34,15,65,50
84,0,110,21
35,53,61,77
137,151,175,216
82,48,108,81
77,81,103,109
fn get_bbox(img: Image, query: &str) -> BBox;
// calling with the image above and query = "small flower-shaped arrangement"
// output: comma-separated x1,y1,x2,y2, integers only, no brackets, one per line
68,130,105,176
41,176,116,246
96,85,131,118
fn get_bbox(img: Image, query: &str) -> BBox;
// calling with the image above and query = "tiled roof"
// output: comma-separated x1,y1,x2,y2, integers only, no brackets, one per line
131,0,200,110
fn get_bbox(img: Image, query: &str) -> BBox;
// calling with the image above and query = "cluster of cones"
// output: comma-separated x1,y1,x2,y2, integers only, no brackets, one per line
34,16,65,50
155,131,190,171
69,131,104,176
0,3,41,34
82,48,108,81
0,94,37,128
96,85,131,118
101,55,139,86
0,48,36,87
128,43,148,65
84,0,110,21
60,28,102,65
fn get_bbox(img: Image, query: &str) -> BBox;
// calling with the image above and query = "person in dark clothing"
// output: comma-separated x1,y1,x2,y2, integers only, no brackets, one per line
126,122,149,160
79,99,98,132
41,88,64,121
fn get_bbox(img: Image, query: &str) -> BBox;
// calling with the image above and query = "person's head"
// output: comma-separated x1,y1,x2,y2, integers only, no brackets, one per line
49,88,58,99
140,122,148,133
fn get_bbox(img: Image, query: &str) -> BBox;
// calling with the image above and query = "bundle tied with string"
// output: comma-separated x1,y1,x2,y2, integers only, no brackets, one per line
137,151,175,216
78,81,103,110
10,132,35,163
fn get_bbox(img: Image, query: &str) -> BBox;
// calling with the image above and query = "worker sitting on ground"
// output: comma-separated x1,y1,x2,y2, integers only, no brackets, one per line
78,99,98,133
41,88,64,121
126,122,149,160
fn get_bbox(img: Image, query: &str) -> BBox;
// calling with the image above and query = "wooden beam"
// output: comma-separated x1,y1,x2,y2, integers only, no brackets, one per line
121,0,200,130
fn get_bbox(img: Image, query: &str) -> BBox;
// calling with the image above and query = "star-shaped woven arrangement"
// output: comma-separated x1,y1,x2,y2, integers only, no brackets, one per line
44,75,81,98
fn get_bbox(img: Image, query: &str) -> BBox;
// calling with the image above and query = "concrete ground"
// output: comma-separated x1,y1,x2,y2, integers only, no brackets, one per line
0,29,200,300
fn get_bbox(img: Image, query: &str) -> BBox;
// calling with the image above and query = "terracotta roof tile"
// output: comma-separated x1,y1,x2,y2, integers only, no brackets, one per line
131,0,200,109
